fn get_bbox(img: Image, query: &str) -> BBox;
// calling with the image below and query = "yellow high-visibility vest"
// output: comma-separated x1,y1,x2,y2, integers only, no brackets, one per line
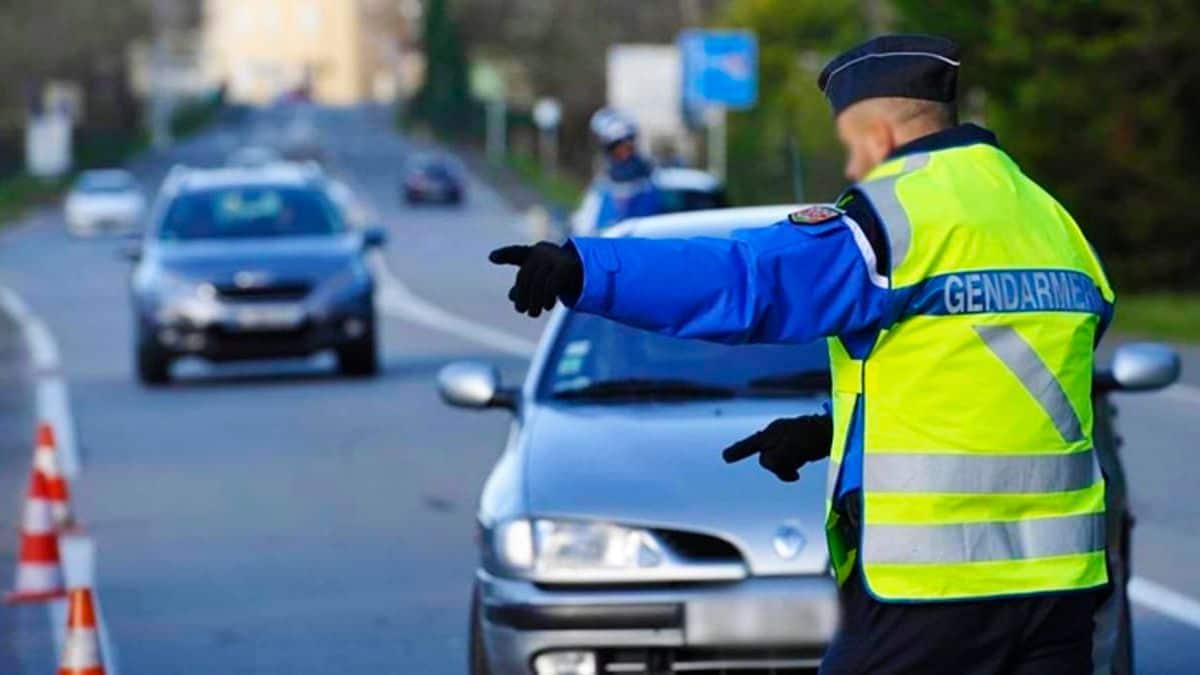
826,141,1115,601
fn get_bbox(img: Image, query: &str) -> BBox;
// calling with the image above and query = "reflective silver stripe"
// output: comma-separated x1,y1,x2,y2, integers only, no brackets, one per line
973,325,1085,442
825,459,841,502
866,512,1105,564
864,450,1099,494
856,153,930,270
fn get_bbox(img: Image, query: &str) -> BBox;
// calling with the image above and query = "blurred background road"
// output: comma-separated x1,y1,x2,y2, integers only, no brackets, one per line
0,103,1196,674
2,1,1199,673
0,106,544,673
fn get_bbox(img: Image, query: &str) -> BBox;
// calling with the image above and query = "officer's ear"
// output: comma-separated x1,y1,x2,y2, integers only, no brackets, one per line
837,104,892,181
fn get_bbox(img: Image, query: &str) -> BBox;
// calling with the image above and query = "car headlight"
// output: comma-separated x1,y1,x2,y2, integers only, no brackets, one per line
486,518,744,584
154,273,222,325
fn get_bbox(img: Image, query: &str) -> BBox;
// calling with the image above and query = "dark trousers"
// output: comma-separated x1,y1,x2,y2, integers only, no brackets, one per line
819,569,1100,675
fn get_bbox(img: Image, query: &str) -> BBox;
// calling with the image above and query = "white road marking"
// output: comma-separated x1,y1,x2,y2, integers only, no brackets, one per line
1130,576,1200,631
0,286,115,672
0,287,79,477
368,252,537,358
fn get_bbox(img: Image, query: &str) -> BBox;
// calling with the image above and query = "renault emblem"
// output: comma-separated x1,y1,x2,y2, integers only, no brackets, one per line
773,523,806,560
234,270,272,288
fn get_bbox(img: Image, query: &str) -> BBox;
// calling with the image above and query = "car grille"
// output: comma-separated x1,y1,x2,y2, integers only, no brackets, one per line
215,282,311,302
654,529,743,562
600,647,822,673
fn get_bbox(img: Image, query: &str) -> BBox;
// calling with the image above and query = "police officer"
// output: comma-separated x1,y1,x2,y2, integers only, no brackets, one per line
490,34,1113,673
575,107,663,234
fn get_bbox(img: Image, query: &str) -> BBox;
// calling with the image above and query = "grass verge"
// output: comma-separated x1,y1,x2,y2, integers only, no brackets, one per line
506,152,584,210
0,174,68,225
1113,294,1200,342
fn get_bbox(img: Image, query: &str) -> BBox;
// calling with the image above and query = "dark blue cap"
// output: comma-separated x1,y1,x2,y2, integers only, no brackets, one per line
818,34,961,115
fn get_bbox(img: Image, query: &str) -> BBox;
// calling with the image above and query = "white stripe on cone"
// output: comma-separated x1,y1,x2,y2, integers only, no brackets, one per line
61,628,102,669
23,497,55,534
14,562,63,592
35,446,62,477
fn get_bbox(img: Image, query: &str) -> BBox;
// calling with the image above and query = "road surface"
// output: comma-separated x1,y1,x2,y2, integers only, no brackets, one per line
1,106,1197,673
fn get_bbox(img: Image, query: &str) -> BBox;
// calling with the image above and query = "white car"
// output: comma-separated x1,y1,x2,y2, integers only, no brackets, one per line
64,169,146,236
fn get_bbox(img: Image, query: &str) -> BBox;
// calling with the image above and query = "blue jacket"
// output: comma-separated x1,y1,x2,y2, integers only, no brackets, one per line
589,155,663,232
568,201,888,499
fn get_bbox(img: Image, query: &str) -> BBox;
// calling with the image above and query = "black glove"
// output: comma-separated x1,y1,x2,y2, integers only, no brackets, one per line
721,415,833,482
488,242,583,317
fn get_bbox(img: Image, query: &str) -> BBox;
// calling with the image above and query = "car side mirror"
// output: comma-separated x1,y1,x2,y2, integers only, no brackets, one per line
362,227,387,249
437,361,517,411
1107,342,1180,392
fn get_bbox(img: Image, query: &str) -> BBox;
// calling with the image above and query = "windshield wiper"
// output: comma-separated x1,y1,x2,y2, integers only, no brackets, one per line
553,378,736,401
745,370,832,393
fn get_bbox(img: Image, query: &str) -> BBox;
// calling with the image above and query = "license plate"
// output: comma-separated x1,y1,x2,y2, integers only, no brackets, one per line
686,592,837,646
231,304,304,330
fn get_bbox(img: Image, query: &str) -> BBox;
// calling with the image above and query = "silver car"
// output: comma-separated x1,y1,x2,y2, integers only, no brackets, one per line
440,206,1181,675
442,206,839,675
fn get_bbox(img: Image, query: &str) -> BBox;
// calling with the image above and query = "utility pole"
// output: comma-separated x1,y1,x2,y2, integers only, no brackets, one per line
150,0,174,149
705,106,726,182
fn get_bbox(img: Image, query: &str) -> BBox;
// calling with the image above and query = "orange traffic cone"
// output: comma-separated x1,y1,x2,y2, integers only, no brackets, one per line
59,587,106,675
4,470,67,603
34,423,76,532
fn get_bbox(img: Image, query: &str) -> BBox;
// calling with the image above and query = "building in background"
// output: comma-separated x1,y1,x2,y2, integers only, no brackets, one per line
204,0,413,105
606,44,693,165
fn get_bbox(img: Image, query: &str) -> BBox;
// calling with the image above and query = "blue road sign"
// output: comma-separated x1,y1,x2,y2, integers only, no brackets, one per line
680,30,758,110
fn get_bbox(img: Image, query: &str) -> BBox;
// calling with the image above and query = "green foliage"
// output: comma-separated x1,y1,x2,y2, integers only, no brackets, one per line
507,152,584,209
1112,294,1200,341
410,0,473,137
169,91,225,140
716,0,867,205
0,173,66,225
892,0,1200,290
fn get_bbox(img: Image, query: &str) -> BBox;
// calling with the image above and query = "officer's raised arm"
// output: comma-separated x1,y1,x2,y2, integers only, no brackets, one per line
487,204,890,345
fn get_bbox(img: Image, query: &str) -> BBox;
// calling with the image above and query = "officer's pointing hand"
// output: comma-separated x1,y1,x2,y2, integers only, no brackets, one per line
489,242,583,318
721,415,834,483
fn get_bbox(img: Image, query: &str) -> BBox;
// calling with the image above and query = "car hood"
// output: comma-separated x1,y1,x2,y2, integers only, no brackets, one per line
522,398,831,576
150,236,360,282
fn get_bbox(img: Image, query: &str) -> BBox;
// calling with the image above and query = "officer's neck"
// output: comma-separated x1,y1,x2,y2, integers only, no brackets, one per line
892,122,952,152
886,123,999,162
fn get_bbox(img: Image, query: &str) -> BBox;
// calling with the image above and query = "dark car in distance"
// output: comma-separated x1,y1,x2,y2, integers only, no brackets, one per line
402,153,465,205
125,164,386,384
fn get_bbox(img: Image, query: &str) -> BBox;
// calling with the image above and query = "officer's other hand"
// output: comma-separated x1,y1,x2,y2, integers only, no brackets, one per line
721,415,834,482
488,242,583,318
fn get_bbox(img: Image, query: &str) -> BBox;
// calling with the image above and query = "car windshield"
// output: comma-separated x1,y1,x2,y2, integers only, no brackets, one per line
159,186,345,240
76,171,135,193
539,312,830,401
409,154,458,175
659,188,728,213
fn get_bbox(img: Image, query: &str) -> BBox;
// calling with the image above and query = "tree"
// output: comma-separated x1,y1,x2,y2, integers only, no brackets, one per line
453,0,721,177
410,0,472,137
715,0,867,205
893,0,1200,290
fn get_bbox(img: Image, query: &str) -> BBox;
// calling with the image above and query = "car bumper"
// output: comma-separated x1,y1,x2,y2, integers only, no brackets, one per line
478,570,838,674
140,297,373,361
66,206,143,233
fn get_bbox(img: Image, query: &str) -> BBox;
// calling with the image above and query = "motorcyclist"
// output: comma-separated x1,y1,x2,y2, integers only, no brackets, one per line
574,107,662,234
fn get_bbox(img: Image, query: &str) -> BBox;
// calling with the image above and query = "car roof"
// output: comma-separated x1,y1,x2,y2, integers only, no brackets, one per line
77,169,134,184
604,204,804,240
164,163,323,194
652,167,721,191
